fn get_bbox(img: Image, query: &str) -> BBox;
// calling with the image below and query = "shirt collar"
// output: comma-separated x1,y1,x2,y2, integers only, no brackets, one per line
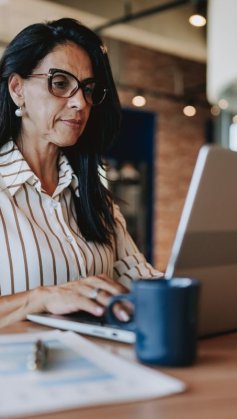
0,140,79,197
0,140,35,196
54,153,79,198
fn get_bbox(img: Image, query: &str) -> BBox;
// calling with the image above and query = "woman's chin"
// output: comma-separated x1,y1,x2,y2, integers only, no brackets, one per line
56,136,80,148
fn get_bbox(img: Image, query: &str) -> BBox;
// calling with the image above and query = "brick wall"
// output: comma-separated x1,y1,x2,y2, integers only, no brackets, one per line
105,38,211,271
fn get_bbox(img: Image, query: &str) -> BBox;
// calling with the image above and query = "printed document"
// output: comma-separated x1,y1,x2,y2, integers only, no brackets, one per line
0,330,186,417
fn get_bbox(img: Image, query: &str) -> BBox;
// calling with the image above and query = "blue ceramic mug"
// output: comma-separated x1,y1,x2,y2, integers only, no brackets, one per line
107,278,201,366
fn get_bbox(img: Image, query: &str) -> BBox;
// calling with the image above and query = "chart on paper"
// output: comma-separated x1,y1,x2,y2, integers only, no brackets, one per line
0,337,113,383
0,330,186,417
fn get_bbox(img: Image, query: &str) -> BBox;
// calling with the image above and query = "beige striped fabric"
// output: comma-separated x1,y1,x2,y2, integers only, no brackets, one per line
0,140,161,296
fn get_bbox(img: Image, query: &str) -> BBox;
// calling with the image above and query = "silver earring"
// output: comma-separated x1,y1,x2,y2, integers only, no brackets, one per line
15,106,23,117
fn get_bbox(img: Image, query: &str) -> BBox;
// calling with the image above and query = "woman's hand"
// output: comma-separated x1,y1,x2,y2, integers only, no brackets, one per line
0,274,129,329
40,274,128,318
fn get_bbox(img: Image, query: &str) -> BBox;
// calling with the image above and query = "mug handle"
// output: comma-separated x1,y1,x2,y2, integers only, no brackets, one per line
106,293,135,330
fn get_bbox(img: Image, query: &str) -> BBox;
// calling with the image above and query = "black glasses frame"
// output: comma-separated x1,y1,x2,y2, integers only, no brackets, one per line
27,68,108,106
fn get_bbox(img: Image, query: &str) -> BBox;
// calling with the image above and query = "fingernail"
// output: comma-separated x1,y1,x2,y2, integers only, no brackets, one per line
95,306,104,316
119,310,130,321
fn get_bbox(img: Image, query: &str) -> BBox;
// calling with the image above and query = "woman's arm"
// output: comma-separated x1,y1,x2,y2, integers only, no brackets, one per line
0,274,126,328
112,204,163,288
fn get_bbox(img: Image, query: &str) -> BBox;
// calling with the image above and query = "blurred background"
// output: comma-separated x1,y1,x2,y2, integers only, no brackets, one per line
0,0,235,271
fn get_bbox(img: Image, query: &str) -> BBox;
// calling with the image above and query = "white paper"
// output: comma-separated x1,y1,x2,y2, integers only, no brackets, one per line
0,330,186,417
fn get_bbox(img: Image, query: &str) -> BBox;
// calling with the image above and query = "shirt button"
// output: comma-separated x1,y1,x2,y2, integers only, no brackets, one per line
66,235,74,243
51,201,59,209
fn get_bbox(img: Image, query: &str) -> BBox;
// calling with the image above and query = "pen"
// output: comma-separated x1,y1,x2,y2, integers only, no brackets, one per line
27,339,49,371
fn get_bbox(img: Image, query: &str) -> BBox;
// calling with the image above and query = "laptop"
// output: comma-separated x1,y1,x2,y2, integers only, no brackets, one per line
27,311,135,343
165,144,237,337
28,144,237,340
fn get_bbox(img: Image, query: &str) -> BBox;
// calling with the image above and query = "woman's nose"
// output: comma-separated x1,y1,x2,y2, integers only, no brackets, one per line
67,88,88,110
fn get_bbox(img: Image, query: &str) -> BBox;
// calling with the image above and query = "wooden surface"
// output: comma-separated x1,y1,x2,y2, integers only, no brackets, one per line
1,321,237,419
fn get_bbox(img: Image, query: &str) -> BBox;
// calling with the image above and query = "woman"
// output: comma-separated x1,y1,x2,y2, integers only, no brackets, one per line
0,18,161,327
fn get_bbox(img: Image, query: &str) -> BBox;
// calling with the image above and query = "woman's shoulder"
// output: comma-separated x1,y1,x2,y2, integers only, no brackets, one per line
0,140,17,166
0,140,19,196
112,202,127,230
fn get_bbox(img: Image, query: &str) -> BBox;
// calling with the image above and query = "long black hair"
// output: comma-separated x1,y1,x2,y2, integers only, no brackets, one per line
0,18,122,245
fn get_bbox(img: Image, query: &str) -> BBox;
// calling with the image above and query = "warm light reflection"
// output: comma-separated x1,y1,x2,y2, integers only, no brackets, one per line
132,95,146,107
210,105,220,116
189,14,206,27
183,105,196,117
218,99,229,110
229,123,237,151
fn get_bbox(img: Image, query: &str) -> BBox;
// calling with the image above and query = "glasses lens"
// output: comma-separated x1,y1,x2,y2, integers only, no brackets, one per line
51,72,77,97
50,71,107,105
83,82,107,105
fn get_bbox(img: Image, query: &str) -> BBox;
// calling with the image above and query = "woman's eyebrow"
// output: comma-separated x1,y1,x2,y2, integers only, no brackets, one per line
82,76,96,83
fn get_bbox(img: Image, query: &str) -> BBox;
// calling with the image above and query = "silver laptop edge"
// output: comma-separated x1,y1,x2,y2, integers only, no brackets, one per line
27,313,135,344
165,145,210,278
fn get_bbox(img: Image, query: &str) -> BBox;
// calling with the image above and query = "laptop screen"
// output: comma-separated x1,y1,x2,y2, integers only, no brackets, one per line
165,145,237,337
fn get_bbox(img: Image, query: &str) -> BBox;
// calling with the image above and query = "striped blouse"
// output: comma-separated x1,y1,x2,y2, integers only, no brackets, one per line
0,140,161,296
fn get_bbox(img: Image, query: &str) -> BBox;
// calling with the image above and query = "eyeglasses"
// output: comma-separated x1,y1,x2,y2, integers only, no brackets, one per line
27,68,108,106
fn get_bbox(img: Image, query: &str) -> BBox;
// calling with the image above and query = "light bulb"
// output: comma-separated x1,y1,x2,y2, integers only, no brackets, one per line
189,14,206,27
218,99,229,110
210,105,220,116
232,115,237,124
183,105,196,117
132,95,146,107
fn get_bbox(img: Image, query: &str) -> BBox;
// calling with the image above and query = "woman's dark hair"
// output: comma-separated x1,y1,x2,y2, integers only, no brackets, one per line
0,18,122,245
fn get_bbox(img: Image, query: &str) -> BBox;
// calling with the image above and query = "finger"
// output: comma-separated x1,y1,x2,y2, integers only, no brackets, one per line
59,281,111,299
84,275,126,295
97,274,129,292
80,286,115,308
95,289,113,306
69,283,101,300
112,302,132,322
73,283,118,311
68,283,113,306
46,285,105,317
65,297,105,317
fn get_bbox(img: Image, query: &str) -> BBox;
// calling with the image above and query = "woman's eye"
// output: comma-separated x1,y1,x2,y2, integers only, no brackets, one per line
84,84,95,95
52,75,70,90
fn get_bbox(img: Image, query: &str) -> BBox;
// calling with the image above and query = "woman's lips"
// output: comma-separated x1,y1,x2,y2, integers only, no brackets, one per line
61,119,82,128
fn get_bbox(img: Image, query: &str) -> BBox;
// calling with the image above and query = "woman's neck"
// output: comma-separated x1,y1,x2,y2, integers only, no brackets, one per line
16,136,60,196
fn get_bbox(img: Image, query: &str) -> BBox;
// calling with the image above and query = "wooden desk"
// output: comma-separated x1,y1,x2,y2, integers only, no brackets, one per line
1,321,237,419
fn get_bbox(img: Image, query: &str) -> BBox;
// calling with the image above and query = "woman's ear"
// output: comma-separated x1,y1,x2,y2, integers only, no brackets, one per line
8,73,24,106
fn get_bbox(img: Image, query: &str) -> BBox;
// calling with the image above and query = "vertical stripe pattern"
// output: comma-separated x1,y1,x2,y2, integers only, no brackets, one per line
0,141,162,296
